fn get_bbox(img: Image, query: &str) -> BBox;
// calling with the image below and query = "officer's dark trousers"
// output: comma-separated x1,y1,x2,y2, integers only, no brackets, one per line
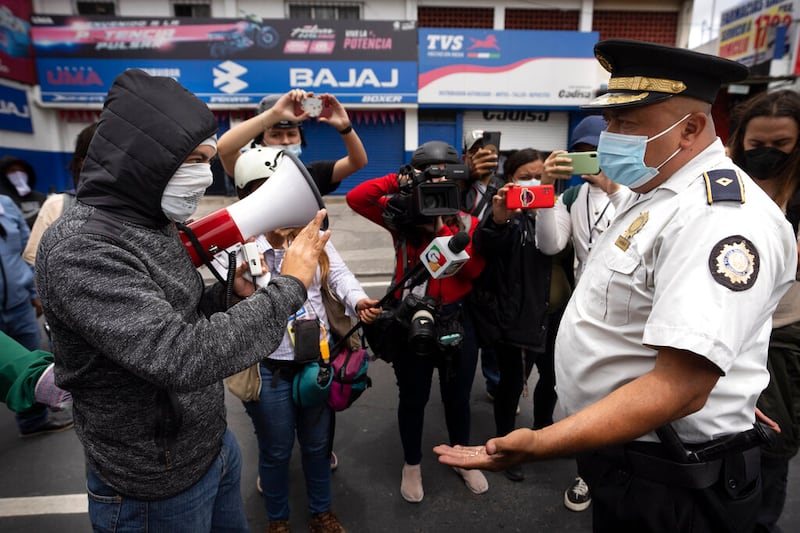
577,443,762,533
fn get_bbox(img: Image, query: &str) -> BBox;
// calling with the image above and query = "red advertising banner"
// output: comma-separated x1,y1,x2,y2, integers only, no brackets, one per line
0,0,36,84
30,15,416,61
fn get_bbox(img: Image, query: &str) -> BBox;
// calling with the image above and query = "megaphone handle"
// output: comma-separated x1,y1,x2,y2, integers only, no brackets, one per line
177,222,227,285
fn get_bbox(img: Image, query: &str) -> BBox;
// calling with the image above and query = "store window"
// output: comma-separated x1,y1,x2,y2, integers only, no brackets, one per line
76,2,115,15
288,3,361,20
173,1,211,17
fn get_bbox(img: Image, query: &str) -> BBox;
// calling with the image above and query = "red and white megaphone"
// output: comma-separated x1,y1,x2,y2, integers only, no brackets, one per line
180,149,327,266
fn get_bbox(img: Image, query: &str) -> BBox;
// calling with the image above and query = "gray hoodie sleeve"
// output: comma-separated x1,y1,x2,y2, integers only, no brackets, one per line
39,234,306,392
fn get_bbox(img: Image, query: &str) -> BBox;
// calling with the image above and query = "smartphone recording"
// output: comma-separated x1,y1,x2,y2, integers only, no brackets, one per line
565,151,600,175
506,184,555,209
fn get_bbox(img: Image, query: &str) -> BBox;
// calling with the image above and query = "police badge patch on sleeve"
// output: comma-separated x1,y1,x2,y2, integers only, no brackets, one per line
708,235,759,291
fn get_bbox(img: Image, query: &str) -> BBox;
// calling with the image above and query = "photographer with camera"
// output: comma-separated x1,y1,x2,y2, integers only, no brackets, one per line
470,148,560,482
346,141,488,502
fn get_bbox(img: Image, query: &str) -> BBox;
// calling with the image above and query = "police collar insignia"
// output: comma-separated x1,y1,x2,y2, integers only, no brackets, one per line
615,211,649,252
709,235,759,291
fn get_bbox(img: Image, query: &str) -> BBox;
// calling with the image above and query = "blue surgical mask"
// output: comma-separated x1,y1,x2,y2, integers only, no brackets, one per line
285,143,302,158
597,113,690,189
514,179,541,187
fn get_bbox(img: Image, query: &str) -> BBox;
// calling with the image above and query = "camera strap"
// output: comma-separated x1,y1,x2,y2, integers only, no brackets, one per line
471,177,501,220
398,237,428,300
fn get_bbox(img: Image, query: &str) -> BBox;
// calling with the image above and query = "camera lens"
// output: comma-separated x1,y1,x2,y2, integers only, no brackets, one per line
409,309,437,356
423,193,443,210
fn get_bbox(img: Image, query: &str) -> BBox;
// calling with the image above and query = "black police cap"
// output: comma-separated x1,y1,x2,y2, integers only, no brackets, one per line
583,39,749,109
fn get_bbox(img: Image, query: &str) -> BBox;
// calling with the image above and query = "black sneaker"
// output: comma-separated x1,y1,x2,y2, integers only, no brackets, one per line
564,476,591,511
19,416,74,438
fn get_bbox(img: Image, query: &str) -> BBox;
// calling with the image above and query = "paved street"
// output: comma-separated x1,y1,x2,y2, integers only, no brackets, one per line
1,195,798,532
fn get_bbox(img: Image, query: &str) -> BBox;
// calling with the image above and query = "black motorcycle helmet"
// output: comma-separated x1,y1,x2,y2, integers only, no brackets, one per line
410,141,460,170
253,94,307,147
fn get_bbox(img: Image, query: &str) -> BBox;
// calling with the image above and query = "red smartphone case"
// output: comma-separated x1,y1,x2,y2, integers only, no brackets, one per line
505,184,555,209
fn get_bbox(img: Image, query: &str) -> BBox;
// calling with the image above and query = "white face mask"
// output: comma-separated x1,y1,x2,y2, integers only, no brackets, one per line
285,143,302,158
161,163,213,223
6,170,31,196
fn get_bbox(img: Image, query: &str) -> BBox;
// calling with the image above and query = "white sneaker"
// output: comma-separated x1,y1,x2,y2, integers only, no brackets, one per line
564,476,591,511
453,467,489,495
401,463,423,503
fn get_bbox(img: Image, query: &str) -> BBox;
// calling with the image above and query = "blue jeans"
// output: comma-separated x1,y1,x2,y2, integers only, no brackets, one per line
86,429,247,533
243,361,332,521
1,300,41,352
6,302,47,431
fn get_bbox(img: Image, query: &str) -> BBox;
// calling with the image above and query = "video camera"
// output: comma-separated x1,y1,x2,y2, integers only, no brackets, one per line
409,164,468,217
383,163,468,230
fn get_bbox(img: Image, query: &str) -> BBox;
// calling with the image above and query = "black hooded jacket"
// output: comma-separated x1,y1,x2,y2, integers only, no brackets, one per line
471,211,552,350
76,70,217,226
0,155,46,227
35,70,307,499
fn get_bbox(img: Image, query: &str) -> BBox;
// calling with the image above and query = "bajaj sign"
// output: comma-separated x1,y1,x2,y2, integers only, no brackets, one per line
0,84,33,134
290,67,399,88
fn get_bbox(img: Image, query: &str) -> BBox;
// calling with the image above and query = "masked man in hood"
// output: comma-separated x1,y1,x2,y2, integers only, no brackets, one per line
0,155,47,228
35,69,329,532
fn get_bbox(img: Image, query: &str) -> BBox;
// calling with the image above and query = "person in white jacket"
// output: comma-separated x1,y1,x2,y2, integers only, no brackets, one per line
534,115,631,512
536,116,631,282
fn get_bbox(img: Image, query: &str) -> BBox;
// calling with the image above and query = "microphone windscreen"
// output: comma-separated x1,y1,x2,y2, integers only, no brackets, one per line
448,231,471,254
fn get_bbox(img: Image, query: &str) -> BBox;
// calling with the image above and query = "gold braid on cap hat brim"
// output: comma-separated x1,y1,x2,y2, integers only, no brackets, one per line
608,76,687,94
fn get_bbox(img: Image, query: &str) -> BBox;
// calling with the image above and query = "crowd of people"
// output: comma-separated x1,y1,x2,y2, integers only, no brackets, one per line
1,38,799,533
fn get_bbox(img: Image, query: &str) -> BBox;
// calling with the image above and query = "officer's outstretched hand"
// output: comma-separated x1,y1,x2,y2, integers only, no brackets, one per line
281,210,331,289
434,428,536,471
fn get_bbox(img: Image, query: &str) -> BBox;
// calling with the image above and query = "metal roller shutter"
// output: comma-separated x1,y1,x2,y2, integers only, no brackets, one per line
301,110,406,195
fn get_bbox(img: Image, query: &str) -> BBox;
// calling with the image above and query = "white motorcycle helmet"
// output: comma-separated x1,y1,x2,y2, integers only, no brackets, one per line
233,146,285,192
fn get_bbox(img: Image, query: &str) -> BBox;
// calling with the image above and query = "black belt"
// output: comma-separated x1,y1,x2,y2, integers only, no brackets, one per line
588,425,769,490
262,358,304,386
624,446,723,489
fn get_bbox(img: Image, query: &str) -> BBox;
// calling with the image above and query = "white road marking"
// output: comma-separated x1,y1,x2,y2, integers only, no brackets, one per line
0,494,87,517
358,280,390,288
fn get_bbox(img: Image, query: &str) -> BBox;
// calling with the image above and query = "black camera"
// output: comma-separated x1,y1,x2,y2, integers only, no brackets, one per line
396,294,440,356
413,165,468,217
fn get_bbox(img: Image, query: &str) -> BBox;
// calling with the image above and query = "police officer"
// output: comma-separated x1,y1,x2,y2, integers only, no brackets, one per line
435,39,798,532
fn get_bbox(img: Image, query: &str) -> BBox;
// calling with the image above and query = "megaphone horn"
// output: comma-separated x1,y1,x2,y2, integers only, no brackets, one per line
181,150,328,266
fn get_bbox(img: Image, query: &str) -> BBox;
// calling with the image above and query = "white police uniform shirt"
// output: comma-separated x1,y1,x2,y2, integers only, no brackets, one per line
555,139,797,444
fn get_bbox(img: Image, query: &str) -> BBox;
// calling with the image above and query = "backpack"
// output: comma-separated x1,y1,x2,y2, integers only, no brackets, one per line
327,347,371,411
561,184,582,212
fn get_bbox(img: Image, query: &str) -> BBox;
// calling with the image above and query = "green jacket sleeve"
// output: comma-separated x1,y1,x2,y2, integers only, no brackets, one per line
0,332,54,413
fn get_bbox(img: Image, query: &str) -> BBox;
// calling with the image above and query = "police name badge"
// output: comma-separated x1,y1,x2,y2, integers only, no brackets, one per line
616,211,649,251
708,235,759,291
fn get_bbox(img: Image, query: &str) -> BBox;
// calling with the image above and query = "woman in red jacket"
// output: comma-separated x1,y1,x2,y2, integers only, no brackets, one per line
346,141,488,503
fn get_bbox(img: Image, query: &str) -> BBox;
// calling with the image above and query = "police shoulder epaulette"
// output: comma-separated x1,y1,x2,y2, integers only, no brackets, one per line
702,169,745,205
